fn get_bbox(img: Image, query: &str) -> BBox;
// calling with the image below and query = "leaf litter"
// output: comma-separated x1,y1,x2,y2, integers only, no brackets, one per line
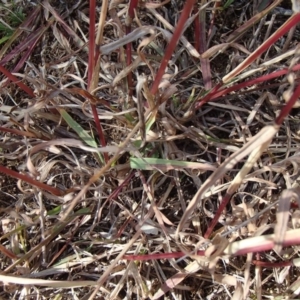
1,0,300,299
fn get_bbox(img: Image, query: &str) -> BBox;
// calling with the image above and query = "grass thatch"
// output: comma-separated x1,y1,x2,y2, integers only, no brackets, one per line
1,0,300,299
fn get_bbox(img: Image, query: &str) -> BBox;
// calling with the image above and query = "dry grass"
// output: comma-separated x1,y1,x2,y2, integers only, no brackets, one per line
1,0,300,299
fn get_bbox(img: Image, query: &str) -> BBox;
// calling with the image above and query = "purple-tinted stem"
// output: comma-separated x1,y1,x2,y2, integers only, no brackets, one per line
88,0,108,162
196,3,212,89
128,0,138,19
0,64,35,97
126,0,139,98
123,250,205,261
126,26,134,98
88,0,96,86
195,82,223,109
222,13,300,83
204,192,231,238
253,260,291,268
0,165,64,196
150,0,196,95
276,83,300,125
195,63,300,109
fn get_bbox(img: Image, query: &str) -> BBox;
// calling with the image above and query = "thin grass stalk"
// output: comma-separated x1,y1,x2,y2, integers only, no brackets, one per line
125,29,133,98
1,26,46,66
196,63,300,107
204,193,231,239
88,0,108,163
207,0,221,40
115,172,136,237
0,65,35,97
0,165,64,196
150,0,196,95
47,230,77,267
193,3,200,51
196,0,212,89
88,0,97,91
0,244,18,260
0,126,39,138
194,82,222,108
252,260,292,267
124,229,300,261
223,12,300,83
123,250,206,261
276,82,300,125
125,0,139,98
94,0,108,63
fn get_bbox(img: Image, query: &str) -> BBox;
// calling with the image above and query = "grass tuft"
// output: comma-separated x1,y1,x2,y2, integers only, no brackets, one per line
1,1,300,299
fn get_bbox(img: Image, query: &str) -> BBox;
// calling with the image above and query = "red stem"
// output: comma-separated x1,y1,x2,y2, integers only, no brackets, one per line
0,165,64,196
0,244,18,260
195,63,300,109
88,0,108,163
88,0,96,86
276,82,300,125
150,0,196,95
0,65,35,97
0,126,37,138
252,260,291,268
126,26,134,98
123,250,205,261
128,0,139,19
222,13,300,83
126,0,139,98
204,192,231,238
196,3,212,89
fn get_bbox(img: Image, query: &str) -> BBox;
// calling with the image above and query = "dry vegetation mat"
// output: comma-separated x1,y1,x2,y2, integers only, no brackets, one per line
1,0,300,299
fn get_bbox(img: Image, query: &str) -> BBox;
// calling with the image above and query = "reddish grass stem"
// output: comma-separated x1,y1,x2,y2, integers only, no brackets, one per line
150,0,196,95
0,165,64,196
204,192,231,239
125,0,138,98
0,65,35,98
0,126,38,138
276,82,300,125
125,26,134,98
0,244,18,260
193,4,200,52
222,13,300,83
128,0,138,19
88,0,96,86
88,0,108,163
195,63,300,108
195,2,212,89
252,260,292,268
123,250,205,261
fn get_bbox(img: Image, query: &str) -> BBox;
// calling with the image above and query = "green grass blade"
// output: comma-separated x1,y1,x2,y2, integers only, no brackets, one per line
59,109,97,147
130,157,216,172
58,108,104,163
